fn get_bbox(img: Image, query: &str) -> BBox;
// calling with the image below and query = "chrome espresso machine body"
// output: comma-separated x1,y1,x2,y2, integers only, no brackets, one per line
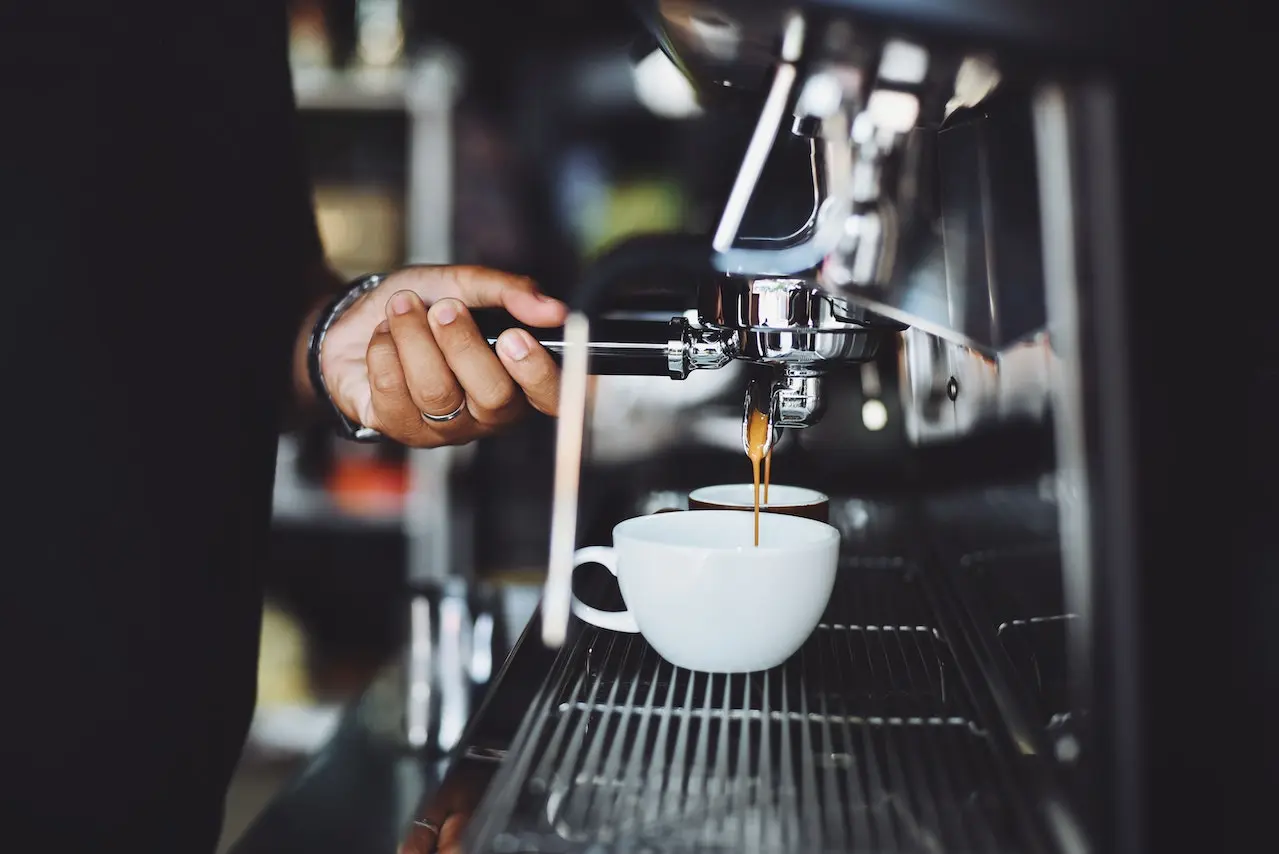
406,2,1187,853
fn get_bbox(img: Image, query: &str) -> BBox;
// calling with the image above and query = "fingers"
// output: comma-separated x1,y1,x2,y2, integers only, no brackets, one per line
495,328,561,416
370,289,532,445
398,821,440,854
395,813,469,854
395,265,567,328
385,290,468,422
360,278,563,447
364,320,437,441
437,813,470,854
425,297,525,429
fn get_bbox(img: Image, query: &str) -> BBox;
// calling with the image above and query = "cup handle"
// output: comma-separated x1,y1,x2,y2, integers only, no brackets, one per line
569,546,639,633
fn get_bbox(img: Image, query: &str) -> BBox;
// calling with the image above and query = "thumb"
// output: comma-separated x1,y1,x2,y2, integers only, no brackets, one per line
393,265,567,327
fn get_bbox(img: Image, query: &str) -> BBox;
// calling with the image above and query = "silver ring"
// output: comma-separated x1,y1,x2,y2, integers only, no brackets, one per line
421,400,466,423
413,819,440,835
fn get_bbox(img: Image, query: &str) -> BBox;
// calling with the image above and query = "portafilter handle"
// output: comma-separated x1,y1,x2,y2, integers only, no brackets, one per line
469,308,731,379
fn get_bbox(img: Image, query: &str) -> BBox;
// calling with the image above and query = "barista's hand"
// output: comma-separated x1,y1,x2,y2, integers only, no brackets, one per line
399,813,470,854
320,265,565,447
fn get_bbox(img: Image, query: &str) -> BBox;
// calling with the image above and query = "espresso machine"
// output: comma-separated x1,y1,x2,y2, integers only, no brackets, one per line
400,1,1206,852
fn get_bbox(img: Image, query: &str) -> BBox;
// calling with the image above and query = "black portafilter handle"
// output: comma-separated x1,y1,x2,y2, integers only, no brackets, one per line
470,308,680,377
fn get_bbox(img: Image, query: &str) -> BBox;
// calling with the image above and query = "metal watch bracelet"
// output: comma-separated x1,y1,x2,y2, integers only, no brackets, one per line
307,272,387,442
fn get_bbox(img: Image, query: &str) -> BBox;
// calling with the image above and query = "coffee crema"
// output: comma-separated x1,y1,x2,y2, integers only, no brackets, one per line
745,406,774,546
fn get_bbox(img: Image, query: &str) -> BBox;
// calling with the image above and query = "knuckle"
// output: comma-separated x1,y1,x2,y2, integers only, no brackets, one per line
439,326,478,356
505,273,536,294
383,406,430,441
370,367,403,396
414,383,460,412
531,358,559,385
516,354,559,390
472,376,517,411
530,389,559,415
366,338,405,397
367,333,396,360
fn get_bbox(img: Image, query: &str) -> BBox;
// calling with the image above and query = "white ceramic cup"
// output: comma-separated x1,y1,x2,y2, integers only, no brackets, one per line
569,510,840,673
688,484,830,522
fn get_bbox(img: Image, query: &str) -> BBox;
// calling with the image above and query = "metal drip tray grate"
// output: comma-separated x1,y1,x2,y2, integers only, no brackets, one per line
957,546,1080,726
565,624,960,728
997,615,1076,726
465,564,1045,853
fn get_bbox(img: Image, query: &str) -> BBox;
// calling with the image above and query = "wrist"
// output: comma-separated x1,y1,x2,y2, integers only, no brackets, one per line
303,272,388,442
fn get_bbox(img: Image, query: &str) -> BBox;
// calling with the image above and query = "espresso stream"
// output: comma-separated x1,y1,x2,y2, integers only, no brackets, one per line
745,407,773,546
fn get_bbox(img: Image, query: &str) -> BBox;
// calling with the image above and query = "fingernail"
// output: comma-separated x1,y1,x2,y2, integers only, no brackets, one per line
375,319,390,334
432,299,458,325
536,293,562,304
499,330,530,361
389,291,416,316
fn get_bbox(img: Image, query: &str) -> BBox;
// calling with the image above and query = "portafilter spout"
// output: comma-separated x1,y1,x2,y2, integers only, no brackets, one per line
739,368,825,459
741,374,780,457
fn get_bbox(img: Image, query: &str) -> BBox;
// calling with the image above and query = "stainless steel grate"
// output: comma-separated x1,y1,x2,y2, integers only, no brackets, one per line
464,563,1048,853
996,615,1076,720
957,546,1080,726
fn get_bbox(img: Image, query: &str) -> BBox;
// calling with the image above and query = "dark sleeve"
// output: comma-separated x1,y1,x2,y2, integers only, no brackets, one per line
228,2,326,283
1,1,326,309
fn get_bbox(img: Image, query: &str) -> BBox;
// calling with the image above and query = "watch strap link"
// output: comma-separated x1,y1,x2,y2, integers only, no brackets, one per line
307,272,387,442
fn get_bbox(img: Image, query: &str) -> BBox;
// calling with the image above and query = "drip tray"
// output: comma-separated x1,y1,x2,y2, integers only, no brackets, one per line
575,625,960,726
465,564,1046,854
957,546,1081,726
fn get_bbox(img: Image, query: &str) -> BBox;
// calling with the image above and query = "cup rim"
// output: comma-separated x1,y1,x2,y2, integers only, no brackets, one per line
613,509,838,551
688,483,829,508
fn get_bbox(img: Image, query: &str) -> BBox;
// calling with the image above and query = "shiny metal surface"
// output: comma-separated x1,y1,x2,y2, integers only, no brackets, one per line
636,2,1138,97
701,276,901,336
472,311,734,379
692,10,1053,354
437,580,473,753
527,317,736,380
711,12,806,256
709,59,853,277
406,595,433,750
465,546,1059,854
773,372,826,428
682,320,739,374
1031,80,1142,854
782,51,983,348
897,327,1052,446
702,276,893,368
